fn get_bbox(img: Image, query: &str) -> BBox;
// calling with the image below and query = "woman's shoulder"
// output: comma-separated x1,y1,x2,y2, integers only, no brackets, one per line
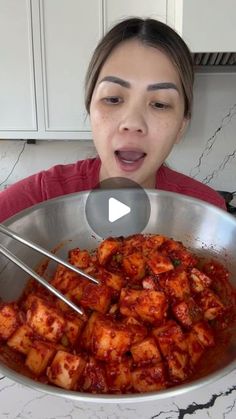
43,157,100,186
157,165,226,210
0,157,101,222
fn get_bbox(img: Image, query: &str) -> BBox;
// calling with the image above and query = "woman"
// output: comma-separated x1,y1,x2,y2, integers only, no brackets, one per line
0,18,225,222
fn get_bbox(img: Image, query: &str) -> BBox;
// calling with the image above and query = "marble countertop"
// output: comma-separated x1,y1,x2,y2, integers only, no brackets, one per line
0,369,235,419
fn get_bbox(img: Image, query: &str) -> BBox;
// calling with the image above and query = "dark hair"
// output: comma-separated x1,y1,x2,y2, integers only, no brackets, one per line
85,17,194,118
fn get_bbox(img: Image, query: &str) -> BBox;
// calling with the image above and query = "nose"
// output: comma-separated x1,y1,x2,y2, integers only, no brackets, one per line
118,106,147,135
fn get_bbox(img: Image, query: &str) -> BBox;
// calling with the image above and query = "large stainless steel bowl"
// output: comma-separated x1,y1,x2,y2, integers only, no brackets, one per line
0,190,235,403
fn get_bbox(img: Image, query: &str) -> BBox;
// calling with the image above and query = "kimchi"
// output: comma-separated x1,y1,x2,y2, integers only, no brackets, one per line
0,233,235,394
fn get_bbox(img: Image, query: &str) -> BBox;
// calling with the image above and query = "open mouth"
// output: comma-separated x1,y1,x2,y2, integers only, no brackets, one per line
114,149,147,173
115,150,146,164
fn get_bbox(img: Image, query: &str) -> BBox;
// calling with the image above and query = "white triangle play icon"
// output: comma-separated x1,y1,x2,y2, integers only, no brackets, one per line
108,197,131,223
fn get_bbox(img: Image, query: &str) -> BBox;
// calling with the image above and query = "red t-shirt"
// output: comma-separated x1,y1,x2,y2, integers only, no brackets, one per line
0,157,225,222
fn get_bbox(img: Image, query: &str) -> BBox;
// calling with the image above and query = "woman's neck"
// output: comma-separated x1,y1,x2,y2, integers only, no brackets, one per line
99,166,156,189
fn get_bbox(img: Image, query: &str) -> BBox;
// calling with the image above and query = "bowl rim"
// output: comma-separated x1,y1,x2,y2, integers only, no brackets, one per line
1,189,236,401
3,189,236,227
0,360,235,403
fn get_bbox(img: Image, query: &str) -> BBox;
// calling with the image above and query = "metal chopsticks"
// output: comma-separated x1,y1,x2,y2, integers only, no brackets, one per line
0,223,100,317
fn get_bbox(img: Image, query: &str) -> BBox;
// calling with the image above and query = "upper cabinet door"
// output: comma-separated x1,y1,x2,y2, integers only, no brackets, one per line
39,0,103,133
169,0,236,53
104,0,167,31
182,0,236,52
0,0,37,132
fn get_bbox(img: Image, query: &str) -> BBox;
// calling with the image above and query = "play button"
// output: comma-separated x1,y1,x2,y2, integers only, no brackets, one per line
109,198,130,222
85,177,151,238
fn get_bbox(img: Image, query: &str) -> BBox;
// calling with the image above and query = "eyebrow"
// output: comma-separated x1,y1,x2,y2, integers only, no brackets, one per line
99,76,179,92
99,76,130,88
147,82,179,92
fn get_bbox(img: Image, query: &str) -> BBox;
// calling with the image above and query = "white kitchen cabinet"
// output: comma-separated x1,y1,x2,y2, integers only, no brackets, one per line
39,0,103,136
0,0,170,140
168,0,236,52
0,0,37,133
0,0,103,140
104,0,167,31
3,0,234,140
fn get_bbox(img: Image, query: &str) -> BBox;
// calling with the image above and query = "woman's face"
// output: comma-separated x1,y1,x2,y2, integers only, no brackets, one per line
90,39,187,188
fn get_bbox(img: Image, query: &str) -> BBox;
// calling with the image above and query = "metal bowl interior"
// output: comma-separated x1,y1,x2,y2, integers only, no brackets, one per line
0,190,235,403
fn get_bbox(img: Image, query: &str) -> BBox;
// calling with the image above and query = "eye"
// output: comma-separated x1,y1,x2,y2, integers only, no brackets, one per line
151,101,169,110
150,100,170,111
102,96,122,105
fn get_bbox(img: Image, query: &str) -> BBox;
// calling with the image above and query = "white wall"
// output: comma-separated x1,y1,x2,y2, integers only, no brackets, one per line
0,72,236,194
167,72,236,193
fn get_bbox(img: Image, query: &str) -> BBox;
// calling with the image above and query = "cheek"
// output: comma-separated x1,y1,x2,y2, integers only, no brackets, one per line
151,120,173,140
157,118,183,139
90,110,113,152
90,108,102,126
90,108,113,133
149,120,181,154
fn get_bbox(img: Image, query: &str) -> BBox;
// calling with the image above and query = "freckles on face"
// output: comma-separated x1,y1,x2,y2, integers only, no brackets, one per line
91,107,114,144
89,39,187,187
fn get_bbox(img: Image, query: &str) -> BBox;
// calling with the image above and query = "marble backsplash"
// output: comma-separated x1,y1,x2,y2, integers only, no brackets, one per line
167,72,236,195
0,73,236,197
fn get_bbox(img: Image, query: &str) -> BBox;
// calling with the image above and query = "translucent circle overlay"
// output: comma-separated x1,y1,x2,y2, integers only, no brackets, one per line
85,177,151,239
